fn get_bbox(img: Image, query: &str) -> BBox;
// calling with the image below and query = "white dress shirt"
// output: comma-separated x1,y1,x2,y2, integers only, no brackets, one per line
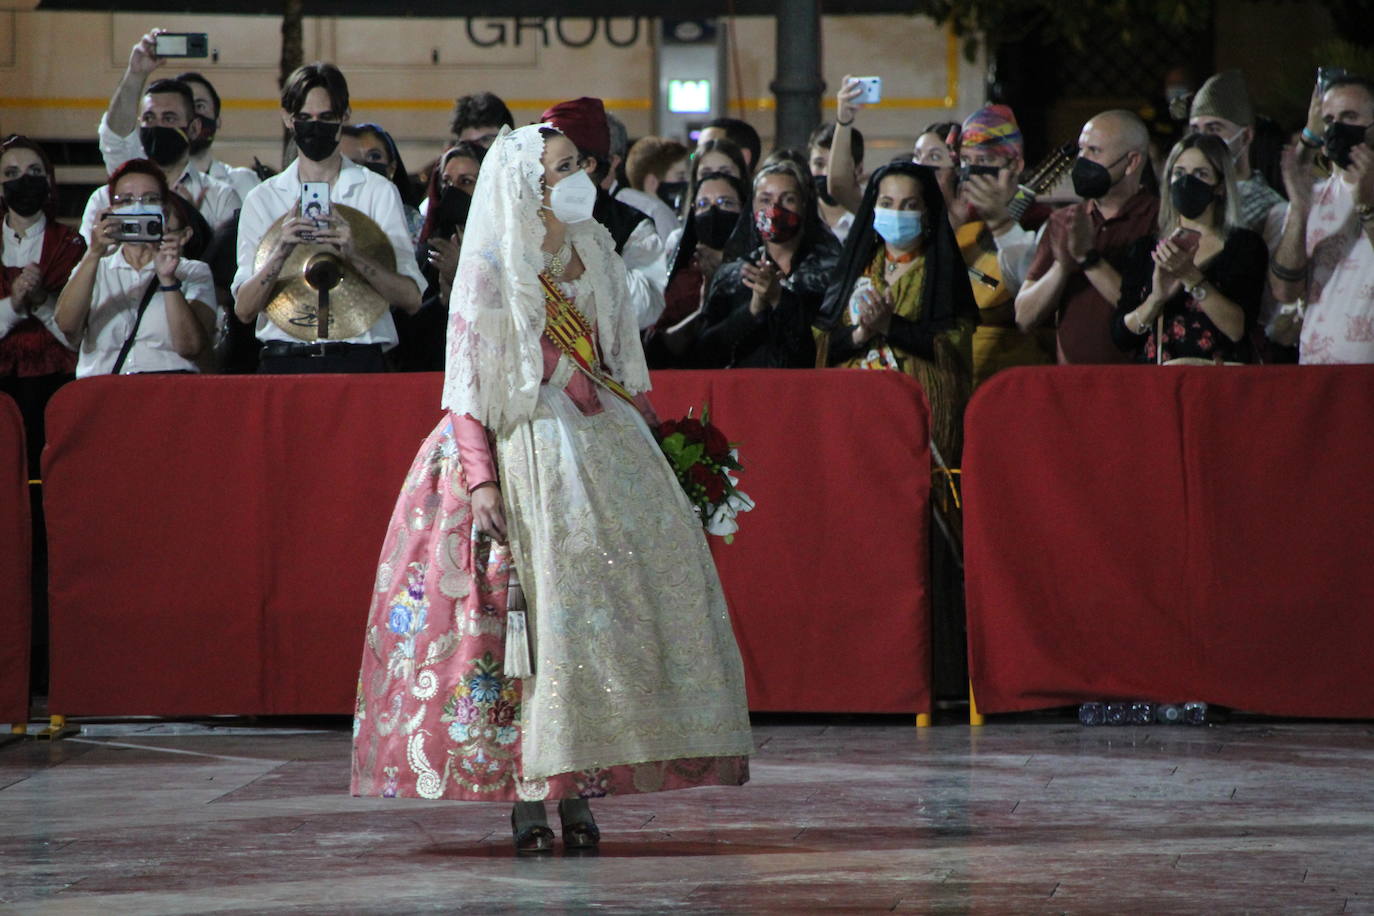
85,114,241,240
73,250,215,377
0,214,77,350
620,218,668,330
231,158,426,349
200,156,261,203
613,185,682,243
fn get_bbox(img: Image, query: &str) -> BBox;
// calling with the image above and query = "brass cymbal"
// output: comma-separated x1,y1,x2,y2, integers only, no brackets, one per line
253,203,397,341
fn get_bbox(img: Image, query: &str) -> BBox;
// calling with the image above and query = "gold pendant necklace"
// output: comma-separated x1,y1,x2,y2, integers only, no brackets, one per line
543,240,572,277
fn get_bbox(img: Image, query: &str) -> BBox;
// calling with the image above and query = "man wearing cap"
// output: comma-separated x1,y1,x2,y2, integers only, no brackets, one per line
541,97,667,330
955,104,1053,384
1189,70,1285,240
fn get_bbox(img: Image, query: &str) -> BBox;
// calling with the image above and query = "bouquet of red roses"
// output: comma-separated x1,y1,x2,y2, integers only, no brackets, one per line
657,405,754,542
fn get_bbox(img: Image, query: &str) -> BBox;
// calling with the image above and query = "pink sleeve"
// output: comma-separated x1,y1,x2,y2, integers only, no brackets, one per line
453,412,497,492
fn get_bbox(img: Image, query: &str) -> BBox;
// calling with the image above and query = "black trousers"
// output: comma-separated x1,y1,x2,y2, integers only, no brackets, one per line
256,343,388,374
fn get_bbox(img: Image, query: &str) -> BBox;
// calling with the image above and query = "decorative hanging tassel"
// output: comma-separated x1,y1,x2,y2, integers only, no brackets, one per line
504,572,533,679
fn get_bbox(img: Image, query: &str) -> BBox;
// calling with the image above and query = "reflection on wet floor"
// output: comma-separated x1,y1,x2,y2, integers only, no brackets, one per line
2,715,1372,913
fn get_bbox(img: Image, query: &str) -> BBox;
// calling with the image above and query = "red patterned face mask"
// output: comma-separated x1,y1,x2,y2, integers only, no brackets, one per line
754,205,802,243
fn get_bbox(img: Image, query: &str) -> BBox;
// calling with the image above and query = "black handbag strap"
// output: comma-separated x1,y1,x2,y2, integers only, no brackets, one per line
111,275,162,375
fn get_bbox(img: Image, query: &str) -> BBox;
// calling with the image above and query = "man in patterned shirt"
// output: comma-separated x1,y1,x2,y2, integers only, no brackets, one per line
1270,75,1374,364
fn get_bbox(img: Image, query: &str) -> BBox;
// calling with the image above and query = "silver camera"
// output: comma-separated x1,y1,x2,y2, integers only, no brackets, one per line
111,205,164,243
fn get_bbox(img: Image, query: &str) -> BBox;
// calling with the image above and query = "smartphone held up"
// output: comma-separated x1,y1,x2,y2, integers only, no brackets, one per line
154,32,208,58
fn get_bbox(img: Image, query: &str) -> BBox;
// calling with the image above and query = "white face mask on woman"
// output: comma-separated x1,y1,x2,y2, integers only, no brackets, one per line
546,169,597,224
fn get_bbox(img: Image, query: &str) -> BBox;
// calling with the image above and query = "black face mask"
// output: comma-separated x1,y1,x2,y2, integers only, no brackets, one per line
1071,153,1127,201
293,120,341,162
656,180,688,211
1,174,49,218
1324,121,1369,170
1170,174,1219,220
433,186,471,236
188,115,216,156
362,160,392,180
812,173,836,206
693,206,740,250
139,126,190,167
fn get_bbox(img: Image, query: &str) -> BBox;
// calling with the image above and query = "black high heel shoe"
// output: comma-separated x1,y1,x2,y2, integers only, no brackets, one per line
511,802,555,855
557,798,601,850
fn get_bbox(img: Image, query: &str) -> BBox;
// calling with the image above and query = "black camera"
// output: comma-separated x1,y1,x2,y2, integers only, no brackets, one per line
112,210,164,243
956,163,1001,183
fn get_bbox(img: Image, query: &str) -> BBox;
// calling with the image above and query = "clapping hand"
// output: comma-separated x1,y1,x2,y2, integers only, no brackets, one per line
8,264,44,310
427,229,462,295
1064,207,1095,266
1350,144,1374,210
855,285,894,340
741,257,781,314
1153,237,1200,287
1280,142,1315,213
694,243,724,282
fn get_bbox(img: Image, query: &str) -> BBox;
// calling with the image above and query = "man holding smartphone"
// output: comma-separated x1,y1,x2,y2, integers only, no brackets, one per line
1270,74,1374,365
231,62,424,374
80,30,240,245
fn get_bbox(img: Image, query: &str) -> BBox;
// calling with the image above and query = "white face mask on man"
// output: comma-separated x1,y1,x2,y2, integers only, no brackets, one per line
545,169,597,224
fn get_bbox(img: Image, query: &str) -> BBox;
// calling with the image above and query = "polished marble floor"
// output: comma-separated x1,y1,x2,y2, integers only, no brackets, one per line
2,714,1372,914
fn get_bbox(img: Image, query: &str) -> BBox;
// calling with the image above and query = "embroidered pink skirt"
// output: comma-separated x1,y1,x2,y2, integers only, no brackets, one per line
350,414,750,802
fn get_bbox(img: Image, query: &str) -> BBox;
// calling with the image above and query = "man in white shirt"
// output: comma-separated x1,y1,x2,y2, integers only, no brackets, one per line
809,122,860,244
80,30,239,244
232,62,424,373
177,71,262,202
541,97,667,330
1271,75,1374,365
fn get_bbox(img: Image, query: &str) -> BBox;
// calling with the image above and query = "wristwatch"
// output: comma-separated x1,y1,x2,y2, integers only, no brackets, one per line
158,279,182,292
1078,249,1102,270
1186,279,1208,301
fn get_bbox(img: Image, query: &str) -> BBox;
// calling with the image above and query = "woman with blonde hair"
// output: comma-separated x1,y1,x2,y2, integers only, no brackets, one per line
1114,132,1266,364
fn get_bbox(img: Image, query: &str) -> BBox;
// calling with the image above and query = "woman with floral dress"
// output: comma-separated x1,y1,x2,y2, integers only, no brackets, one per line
351,123,752,854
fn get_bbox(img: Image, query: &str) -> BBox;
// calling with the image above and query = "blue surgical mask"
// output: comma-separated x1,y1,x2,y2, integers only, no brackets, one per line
872,207,922,248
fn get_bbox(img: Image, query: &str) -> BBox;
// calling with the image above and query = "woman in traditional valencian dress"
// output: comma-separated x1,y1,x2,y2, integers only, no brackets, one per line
351,124,752,854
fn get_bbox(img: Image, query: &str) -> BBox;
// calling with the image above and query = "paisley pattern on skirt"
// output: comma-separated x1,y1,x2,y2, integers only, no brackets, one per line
351,416,751,802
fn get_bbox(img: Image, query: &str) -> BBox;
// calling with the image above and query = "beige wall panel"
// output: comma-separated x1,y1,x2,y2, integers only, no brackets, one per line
724,14,985,173
1,12,982,178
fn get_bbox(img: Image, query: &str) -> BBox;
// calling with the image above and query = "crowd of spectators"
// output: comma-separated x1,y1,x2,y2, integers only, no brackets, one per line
3,29,1374,471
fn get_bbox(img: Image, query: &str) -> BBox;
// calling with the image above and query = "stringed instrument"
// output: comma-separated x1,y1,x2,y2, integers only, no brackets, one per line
958,141,1077,311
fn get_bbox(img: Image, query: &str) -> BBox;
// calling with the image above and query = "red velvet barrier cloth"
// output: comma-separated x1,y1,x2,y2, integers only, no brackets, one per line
0,395,30,723
965,366,1374,717
44,370,931,717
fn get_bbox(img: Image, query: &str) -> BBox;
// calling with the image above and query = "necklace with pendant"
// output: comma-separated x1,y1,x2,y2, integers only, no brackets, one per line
543,239,572,277
885,248,917,276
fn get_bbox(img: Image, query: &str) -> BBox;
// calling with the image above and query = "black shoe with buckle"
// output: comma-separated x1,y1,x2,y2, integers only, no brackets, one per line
511,802,554,855
557,797,601,850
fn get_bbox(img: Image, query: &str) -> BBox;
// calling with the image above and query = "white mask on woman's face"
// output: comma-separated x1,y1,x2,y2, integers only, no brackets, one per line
546,169,597,224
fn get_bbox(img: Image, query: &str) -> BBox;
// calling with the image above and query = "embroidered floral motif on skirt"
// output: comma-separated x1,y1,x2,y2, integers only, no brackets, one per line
351,415,750,802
